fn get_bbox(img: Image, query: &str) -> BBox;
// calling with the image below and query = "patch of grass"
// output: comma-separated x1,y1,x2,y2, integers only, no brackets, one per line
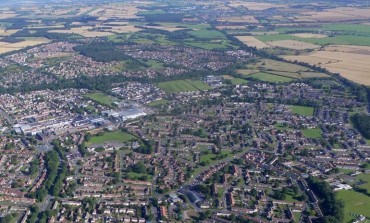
274,123,293,130
248,72,293,83
290,105,314,116
157,79,211,93
85,92,117,107
148,99,168,107
336,190,370,222
185,80,212,90
355,173,370,192
302,128,322,138
86,131,136,146
230,78,248,85
126,172,152,180
200,151,231,163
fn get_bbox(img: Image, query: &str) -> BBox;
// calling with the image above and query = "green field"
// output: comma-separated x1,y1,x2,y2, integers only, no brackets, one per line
230,78,248,85
248,72,293,83
185,40,237,50
290,105,314,116
189,30,226,39
126,172,152,180
85,93,116,107
86,131,136,146
158,79,211,93
355,174,370,191
336,190,370,222
148,99,169,107
302,128,322,138
200,150,231,163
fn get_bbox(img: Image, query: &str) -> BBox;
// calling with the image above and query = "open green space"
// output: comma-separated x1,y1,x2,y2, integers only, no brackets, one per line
85,92,117,107
230,78,248,85
200,150,231,163
290,105,314,116
86,131,136,146
336,190,370,222
189,30,226,39
148,99,169,107
126,172,153,181
248,72,293,83
302,128,322,138
355,173,370,192
157,79,211,93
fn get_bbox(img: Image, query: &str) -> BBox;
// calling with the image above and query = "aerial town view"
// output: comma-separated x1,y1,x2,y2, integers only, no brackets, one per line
0,0,370,222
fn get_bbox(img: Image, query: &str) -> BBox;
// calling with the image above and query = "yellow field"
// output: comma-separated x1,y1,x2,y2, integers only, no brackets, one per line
298,7,370,22
217,16,258,23
284,45,370,85
49,27,114,37
290,33,327,38
235,36,271,49
216,25,246,30
0,38,50,54
267,40,321,50
0,29,19,36
229,1,282,10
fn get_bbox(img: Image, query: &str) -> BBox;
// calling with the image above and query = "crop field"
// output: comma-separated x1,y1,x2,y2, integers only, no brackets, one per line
0,29,19,36
85,92,117,107
297,7,370,22
290,105,314,116
336,190,370,222
217,16,258,23
49,27,114,37
248,72,293,83
86,131,136,146
189,30,226,39
290,33,327,39
235,36,271,49
284,46,370,85
267,40,321,50
158,79,211,93
302,128,322,138
0,38,50,54
228,1,281,11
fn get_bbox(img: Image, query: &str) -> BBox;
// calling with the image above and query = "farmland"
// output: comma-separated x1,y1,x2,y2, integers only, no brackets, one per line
0,38,50,54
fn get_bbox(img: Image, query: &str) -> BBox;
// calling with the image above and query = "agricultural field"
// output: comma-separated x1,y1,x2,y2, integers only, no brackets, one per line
242,59,327,81
266,40,320,50
0,38,50,54
336,190,370,222
290,105,315,116
189,30,226,39
85,92,117,107
158,79,212,93
235,36,271,49
86,131,137,146
284,45,370,85
49,26,114,37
